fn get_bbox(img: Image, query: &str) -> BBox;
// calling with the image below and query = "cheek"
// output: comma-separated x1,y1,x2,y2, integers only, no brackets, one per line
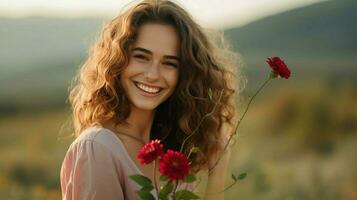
122,62,141,76
169,71,179,87
120,65,135,86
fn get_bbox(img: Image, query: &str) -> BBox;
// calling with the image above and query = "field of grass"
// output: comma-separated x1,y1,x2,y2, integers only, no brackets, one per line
0,109,73,200
0,80,356,200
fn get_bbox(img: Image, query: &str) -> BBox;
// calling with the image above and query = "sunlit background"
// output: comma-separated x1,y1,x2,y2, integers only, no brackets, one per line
0,0,356,199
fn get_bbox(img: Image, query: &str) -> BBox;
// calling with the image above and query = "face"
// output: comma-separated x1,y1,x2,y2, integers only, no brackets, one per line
120,23,180,111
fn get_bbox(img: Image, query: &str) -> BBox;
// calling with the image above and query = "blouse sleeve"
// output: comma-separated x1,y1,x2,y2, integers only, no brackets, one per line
60,140,124,200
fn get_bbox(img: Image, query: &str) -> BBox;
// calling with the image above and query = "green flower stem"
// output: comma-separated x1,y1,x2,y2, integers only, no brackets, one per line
172,179,179,199
208,77,272,175
187,147,195,159
154,160,159,198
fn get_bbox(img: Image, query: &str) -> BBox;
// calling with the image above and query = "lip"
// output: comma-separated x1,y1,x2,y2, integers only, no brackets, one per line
133,81,163,97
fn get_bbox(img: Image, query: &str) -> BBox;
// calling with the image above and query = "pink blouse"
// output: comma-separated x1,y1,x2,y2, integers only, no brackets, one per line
60,126,195,200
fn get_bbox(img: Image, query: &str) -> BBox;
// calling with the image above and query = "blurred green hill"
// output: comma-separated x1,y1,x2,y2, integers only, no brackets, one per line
0,17,105,113
0,0,356,113
228,0,357,58
225,0,357,84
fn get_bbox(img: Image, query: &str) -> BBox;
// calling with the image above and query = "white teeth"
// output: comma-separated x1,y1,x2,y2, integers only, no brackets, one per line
136,82,161,93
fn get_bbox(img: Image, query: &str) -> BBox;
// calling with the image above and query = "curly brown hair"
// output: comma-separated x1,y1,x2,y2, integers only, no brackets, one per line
67,0,246,172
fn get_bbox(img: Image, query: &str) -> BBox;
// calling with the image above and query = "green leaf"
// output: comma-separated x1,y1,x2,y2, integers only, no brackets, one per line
141,184,154,192
137,190,155,200
160,196,169,200
183,174,196,183
238,172,247,180
159,181,174,200
160,175,169,181
174,190,200,200
231,174,237,181
129,174,153,187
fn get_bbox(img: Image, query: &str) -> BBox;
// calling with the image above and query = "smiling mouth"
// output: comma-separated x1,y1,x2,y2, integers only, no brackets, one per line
133,81,163,94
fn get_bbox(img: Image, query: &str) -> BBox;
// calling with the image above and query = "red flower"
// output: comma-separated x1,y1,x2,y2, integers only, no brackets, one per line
159,150,190,181
137,139,164,164
266,57,291,79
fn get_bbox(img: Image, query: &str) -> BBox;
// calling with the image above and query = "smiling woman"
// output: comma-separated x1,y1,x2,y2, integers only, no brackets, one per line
60,0,244,199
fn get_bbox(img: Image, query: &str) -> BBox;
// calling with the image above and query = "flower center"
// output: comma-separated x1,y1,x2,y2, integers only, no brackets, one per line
171,161,178,167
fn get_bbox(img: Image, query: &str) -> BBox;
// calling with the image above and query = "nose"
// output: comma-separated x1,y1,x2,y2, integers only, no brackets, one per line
144,60,160,81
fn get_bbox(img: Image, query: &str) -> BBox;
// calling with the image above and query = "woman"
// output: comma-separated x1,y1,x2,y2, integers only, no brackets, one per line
60,0,243,199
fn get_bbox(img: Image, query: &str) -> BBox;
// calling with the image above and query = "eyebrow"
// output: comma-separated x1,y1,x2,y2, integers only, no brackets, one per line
132,47,180,62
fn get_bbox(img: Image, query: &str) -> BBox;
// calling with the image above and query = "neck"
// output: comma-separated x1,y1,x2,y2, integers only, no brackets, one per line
115,106,156,143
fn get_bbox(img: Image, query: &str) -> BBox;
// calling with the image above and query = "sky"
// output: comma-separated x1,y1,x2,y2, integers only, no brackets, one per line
0,0,325,29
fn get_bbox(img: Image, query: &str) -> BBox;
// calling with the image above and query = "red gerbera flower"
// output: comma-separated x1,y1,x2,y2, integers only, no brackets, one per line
266,57,291,79
159,150,190,181
137,139,164,164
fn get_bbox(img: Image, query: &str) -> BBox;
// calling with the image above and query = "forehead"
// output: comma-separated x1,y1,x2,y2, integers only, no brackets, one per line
132,23,180,57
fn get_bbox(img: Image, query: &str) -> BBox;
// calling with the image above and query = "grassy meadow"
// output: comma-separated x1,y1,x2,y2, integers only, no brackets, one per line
0,109,72,200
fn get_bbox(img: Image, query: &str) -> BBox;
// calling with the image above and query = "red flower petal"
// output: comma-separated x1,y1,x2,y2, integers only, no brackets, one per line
137,139,164,164
266,57,291,79
159,150,190,181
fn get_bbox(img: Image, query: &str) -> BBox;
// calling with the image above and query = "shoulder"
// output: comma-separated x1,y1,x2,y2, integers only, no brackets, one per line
60,126,128,199
69,125,122,154
61,125,127,170
61,126,125,181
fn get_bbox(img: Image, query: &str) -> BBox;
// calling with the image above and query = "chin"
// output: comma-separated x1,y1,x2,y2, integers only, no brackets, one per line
132,101,160,111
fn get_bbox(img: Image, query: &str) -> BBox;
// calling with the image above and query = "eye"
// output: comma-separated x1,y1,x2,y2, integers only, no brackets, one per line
163,62,178,68
133,54,149,61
